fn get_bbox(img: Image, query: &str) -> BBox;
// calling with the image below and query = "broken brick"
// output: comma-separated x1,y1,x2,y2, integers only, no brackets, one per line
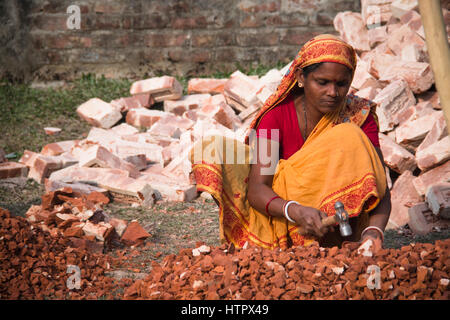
187,78,228,95
120,221,151,246
130,76,183,102
76,98,122,129
0,162,28,179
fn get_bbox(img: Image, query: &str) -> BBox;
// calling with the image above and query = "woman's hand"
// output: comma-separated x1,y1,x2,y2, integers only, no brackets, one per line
289,204,332,238
357,229,383,255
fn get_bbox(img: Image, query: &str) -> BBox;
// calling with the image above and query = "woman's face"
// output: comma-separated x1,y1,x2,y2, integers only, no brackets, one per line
296,62,352,115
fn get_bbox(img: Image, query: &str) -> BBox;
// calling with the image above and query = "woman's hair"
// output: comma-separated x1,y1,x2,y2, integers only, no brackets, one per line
302,62,324,78
302,62,352,78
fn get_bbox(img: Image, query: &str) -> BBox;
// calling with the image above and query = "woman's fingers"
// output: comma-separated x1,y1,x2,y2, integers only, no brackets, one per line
295,206,334,238
317,210,332,234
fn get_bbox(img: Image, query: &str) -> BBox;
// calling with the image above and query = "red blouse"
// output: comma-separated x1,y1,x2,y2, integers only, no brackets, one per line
256,95,380,160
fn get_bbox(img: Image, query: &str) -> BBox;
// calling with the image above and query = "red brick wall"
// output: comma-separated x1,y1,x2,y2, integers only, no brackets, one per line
2,0,361,81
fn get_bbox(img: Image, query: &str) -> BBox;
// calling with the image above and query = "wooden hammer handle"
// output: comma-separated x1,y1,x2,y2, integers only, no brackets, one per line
322,215,337,227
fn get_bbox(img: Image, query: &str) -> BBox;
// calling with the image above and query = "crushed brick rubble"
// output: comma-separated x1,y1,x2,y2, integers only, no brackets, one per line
123,241,450,300
25,188,151,253
0,208,122,300
1,206,449,300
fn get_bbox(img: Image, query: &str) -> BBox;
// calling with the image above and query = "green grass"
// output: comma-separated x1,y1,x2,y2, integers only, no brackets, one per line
0,74,132,157
0,178,44,217
104,199,220,257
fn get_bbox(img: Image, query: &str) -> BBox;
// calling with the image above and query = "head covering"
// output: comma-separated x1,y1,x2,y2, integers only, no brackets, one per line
293,34,357,72
245,34,358,144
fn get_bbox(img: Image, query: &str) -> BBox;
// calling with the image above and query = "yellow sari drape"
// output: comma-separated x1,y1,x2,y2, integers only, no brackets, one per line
191,96,387,250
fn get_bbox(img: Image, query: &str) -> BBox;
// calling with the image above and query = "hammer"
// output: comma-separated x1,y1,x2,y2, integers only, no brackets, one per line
321,201,352,237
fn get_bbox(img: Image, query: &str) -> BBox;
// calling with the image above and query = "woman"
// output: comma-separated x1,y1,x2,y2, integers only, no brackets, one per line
191,34,391,252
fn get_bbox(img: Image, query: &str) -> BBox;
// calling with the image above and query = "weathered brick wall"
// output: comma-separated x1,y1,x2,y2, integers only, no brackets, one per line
1,0,361,82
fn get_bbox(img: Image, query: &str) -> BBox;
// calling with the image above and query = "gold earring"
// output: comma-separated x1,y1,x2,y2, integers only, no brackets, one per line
298,82,303,88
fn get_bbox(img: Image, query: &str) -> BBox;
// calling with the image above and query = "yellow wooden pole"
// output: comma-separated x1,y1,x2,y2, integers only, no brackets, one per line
418,0,450,134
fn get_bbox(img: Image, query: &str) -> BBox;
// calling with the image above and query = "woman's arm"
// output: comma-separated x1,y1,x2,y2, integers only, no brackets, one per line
360,147,392,243
247,137,331,237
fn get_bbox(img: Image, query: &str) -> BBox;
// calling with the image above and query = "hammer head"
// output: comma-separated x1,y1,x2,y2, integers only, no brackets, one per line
334,201,352,237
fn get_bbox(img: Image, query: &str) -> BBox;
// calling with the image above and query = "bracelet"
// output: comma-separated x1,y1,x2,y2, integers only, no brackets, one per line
283,200,299,224
361,226,384,242
265,196,281,216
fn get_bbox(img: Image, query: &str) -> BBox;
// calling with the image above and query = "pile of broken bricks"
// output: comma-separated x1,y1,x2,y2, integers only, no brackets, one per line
2,204,448,300
0,0,449,236
0,207,122,299
334,1,450,234
24,187,151,253
123,240,450,300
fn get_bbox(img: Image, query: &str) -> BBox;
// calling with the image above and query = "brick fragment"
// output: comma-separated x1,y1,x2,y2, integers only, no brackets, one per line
79,145,140,178
120,221,151,246
259,69,283,92
41,140,78,156
413,161,450,196
395,111,444,151
68,237,104,254
361,0,394,26
147,122,183,139
415,136,450,172
400,9,425,38
63,222,85,238
425,183,450,219
391,0,419,19
109,218,128,237
188,78,228,95
351,58,377,90
27,153,77,184
137,172,197,202
125,108,166,128
373,79,416,132
370,52,434,94
396,101,434,127
45,179,109,198
379,133,416,174
407,202,432,235
148,113,194,136
109,123,139,137
82,220,114,242
0,162,29,179
110,93,153,113
130,76,183,102
387,24,425,57
387,170,422,229
416,113,448,153
223,71,264,112
197,96,241,130
367,25,388,48
123,154,147,171
333,11,371,51
354,86,379,101
44,127,61,135
49,166,156,207
163,94,211,116
76,98,122,129
417,90,442,111
113,140,164,166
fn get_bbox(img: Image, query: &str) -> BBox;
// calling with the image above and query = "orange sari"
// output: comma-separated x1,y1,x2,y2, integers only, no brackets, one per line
191,35,387,249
